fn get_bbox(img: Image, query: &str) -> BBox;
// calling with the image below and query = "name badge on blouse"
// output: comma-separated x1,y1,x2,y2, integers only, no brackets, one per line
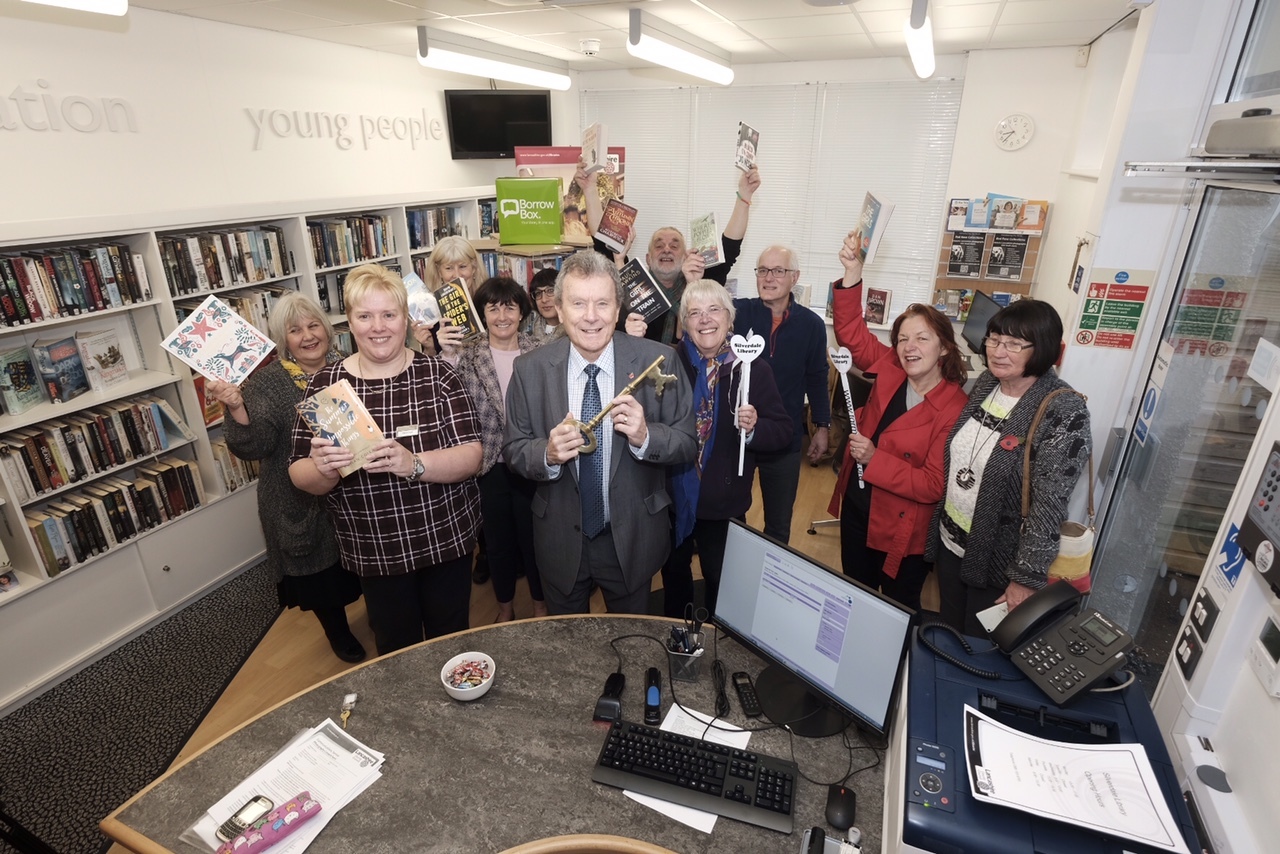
395,425,421,438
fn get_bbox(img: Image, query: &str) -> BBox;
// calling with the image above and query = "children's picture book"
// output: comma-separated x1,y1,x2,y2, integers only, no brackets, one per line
735,122,759,172
947,198,970,232
435,278,484,340
856,192,895,264
0,345,43,415
581,122,607,173
295,379,384,477
403,272,442,327
690,212,723,266
596,198,638,255
619,259,672,325
161,294,275,385
865,287,892,325
76,328,129,393
30,335,90,403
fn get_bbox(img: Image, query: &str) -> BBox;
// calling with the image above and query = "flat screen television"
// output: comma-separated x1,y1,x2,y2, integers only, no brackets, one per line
444,90,552,160
961,289,1002,357
714,521,915,737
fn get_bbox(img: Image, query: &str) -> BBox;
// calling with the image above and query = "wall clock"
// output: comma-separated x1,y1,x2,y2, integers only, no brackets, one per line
994,113,1035,151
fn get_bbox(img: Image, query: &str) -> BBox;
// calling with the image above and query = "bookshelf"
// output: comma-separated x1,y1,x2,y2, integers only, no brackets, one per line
0,185,495,715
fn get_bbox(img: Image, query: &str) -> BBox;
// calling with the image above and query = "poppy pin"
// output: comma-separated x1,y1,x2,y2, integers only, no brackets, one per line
1000,435,1022,451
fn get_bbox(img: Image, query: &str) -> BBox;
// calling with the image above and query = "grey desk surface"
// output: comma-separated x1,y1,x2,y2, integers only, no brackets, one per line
104,615,887,853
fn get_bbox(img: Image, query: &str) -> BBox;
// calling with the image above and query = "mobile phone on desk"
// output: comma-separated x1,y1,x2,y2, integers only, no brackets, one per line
800,827,847,853
216,795,273,842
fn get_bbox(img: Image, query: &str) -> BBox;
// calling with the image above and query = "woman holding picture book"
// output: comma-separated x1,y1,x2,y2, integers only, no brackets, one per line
828,232,968,611
290,263,483,656
205,293,366,663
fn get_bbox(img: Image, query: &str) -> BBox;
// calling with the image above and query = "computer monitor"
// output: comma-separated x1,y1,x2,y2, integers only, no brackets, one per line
961,289,1002,356
714,521,915,738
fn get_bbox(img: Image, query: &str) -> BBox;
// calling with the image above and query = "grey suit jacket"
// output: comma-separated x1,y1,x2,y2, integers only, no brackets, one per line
503,333,696,597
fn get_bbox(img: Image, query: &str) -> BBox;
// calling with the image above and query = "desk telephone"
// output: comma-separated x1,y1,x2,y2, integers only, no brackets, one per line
990,583,1135,704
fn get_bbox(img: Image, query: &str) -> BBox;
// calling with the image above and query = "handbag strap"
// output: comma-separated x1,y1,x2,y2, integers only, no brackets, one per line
1020,388,1094,525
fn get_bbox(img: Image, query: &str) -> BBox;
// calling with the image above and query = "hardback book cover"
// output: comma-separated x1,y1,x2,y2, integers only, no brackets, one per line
403,272,442,327
30,335,90,403
857,192,895,264
865,287,892,326
596,199,638,255
0,345,44,415
435,279,484,340
581,122,608,173
161,294,275,385
191,376,224,427
296,378,384,477
690,212,723,266
76,328,129,393
735,121,759,172
619,259,672,325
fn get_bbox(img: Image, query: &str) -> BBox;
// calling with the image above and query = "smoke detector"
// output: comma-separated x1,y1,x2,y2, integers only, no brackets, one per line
580,38,601,56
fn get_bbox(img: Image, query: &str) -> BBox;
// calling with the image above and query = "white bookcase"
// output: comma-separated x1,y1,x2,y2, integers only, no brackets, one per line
0,186,494,715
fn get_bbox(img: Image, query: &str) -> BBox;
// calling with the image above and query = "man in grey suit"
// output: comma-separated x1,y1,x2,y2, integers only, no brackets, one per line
504,251,696,614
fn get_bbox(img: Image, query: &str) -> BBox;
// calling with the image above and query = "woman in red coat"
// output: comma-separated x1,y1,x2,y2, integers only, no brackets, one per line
828,232,968,610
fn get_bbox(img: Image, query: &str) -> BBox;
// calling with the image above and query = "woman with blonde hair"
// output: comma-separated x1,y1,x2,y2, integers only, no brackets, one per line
414,235,484,354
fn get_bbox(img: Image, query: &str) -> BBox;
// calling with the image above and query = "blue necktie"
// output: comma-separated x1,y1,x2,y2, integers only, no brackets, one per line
581,364,606,538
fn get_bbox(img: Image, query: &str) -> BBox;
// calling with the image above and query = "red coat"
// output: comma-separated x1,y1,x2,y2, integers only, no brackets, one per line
827,283,967,578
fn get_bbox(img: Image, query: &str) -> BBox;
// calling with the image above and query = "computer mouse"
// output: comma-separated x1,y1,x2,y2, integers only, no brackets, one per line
826,784,856,831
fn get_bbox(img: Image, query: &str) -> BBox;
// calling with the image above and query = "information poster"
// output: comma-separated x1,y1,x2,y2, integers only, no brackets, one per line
1170,274,1248,357
1075,268,1154,350
947,233,985,278
984,233,1029,281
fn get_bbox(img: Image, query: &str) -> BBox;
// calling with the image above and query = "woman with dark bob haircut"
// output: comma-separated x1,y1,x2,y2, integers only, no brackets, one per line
440,276,547,621
827,234,968,610
926,297,1092,635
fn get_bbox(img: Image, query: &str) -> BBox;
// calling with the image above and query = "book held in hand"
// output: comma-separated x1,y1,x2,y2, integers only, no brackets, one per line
581,122,607,173
296,379,384,477
0,345,43,415
735,122,759,172
403,272,442,327
690,212,723,266
856,192,895,264
435,279,484,341
619,259,672,325
865,287,892,325
30,335,90,403
596,199,638,255
76,328,129,393
161,294,275,385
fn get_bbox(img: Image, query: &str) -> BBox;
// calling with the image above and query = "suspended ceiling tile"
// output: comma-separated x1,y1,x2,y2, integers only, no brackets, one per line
267,0,413,26
176,3,346,31
737,15,865,40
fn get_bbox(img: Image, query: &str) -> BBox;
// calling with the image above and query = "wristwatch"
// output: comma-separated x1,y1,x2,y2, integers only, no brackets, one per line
406,454,425,483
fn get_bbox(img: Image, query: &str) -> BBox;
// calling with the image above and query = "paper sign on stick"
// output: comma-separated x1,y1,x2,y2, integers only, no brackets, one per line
829,347,863,489
731,332,765,475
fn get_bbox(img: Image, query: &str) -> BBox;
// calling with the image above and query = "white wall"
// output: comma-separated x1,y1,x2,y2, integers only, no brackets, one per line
0,7,579,241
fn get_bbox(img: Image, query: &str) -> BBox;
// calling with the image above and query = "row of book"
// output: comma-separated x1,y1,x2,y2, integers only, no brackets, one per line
25,455,205,577
408,252,500,288
319,260,403,317
407,205,466,251
307,214,395,270
0,328,128,415
496,251,570,290
176,287,288,337
159,226,291,297
0,393,194,503
933,288,1017,320
210,437,260,492
0,244,150,327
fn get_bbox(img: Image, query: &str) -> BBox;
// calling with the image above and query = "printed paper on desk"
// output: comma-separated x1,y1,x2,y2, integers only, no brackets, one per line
962,705,1191,854
162,295,274,385
624,706,749,833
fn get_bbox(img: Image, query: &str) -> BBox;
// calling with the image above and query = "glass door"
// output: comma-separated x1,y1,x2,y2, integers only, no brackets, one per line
1092,184,1280,696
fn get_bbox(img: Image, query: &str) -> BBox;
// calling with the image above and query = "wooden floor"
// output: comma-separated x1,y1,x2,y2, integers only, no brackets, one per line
107,454,937,851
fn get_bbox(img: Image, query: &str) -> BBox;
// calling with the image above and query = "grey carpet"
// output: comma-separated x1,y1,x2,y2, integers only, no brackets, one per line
0,560,279,854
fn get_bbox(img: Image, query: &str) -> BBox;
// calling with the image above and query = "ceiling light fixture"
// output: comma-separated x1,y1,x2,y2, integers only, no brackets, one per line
627,9,734,86
904,0,935,79
417,27,572,92
20,0,127,14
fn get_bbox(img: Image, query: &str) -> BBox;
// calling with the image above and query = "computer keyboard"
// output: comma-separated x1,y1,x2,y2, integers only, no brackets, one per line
591,719,797,833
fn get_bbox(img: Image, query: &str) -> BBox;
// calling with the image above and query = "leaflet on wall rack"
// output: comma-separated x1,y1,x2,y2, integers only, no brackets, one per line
180,718,385,854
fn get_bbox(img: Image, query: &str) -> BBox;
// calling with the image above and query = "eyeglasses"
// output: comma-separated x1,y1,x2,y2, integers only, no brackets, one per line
686,306,726,321
983,336,1034,353
532,287,555,299
754,267,797,279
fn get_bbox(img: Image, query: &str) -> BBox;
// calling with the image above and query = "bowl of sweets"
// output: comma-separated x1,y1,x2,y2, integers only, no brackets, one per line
440,651,496,701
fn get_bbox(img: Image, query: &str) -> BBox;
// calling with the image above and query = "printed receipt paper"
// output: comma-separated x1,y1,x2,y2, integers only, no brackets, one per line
962,705,1190,853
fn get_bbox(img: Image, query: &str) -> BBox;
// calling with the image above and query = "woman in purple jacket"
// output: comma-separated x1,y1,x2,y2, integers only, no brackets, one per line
661,280,792,618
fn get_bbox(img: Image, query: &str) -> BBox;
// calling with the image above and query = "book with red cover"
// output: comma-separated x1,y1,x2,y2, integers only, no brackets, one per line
595,199,638,255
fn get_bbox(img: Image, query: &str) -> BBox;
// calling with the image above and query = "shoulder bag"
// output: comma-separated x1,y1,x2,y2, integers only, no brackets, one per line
1022,388,1094,593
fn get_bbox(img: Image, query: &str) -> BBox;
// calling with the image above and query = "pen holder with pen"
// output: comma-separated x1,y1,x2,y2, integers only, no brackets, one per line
666,628,705,682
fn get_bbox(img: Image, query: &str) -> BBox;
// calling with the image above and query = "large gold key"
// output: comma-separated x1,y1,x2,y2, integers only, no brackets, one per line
570,355,677,454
